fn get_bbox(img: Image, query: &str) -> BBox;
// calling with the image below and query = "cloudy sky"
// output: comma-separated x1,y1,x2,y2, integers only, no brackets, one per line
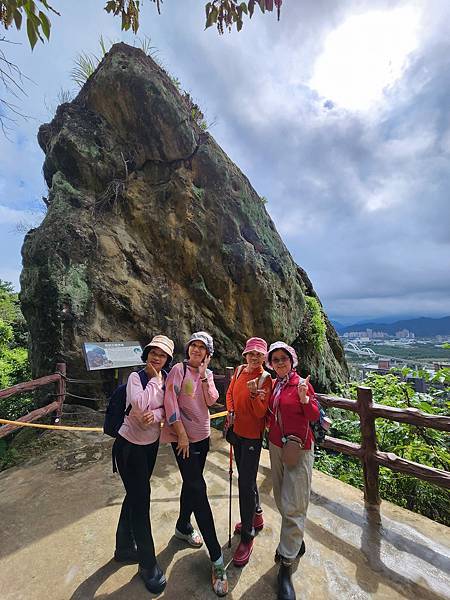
1,0,449,324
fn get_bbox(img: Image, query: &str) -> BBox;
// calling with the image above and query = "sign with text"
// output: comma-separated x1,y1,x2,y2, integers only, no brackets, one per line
83,341,143,371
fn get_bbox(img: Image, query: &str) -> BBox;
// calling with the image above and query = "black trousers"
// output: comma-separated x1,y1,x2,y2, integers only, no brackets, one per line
233,435,263,543
171,437,222,562
113,435,159,569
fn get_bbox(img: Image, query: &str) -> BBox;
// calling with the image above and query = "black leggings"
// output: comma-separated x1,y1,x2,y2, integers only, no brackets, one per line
233,435,263,542
113,435,159,569
171,437,222,562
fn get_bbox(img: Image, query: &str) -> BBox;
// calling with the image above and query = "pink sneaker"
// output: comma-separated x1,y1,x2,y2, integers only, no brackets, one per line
234,511,264,535
233,539,254,567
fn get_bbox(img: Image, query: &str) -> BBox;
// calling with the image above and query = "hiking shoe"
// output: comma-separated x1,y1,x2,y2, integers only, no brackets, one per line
212,560,228,596
233,539,254,567
234,511,264,535
138,564,167,594
274,541,305,563
174,527,203,548
114,546,138,563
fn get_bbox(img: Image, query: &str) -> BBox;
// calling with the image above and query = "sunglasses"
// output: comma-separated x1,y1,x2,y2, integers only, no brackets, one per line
271,357,290,365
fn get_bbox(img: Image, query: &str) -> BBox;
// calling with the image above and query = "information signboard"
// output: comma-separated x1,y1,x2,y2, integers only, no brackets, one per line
83,341,143,371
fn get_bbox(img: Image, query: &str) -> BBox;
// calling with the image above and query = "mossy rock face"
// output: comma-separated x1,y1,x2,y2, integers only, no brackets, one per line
21,43,348,397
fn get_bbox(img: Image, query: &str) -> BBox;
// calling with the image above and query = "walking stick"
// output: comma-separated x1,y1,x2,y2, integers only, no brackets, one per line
228,442,233,548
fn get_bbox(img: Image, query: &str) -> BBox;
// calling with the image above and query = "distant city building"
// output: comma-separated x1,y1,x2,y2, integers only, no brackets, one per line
342,329,390,340
378,359,391,370
434,362,450,371
395,329,414,339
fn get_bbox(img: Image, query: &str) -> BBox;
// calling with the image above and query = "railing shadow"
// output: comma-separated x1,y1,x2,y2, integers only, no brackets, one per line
310,490,450,573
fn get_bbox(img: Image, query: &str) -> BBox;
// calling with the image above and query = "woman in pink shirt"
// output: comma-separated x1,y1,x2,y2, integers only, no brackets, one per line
113,334,174,595
162,331,228,597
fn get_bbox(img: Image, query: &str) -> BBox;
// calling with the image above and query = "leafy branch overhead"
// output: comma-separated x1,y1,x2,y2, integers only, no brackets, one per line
0,0,283,48
0,0,58,49
205,0,283,33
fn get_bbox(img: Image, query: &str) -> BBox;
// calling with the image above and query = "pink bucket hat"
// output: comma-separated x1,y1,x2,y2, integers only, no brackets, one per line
242,337,268,356
267,341,298,369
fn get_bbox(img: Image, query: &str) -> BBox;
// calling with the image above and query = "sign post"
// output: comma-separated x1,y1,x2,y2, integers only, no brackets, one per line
82,341,144,372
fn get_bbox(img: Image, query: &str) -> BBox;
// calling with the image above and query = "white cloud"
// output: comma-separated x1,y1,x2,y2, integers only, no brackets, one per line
310,5,422,111
0,0,449,323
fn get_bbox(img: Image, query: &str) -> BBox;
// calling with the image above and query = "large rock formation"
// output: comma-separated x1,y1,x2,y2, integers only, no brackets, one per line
21,43,348,396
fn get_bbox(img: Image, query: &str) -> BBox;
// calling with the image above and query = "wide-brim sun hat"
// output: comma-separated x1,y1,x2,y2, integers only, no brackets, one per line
267,341,298,369
242,337,268,356
143,335,174,358
185,331,214,356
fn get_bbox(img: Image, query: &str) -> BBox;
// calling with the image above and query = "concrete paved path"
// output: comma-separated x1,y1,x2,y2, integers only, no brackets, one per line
0,428,449,600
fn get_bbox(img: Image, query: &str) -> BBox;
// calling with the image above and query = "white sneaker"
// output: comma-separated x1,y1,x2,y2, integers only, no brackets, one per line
174,527,203,548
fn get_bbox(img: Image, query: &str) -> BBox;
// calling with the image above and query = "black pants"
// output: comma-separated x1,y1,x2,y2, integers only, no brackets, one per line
233,435,263,543
113,435,159,569
171,437,222,562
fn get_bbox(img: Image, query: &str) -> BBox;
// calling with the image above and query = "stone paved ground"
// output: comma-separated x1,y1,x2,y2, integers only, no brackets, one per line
0,428,449,600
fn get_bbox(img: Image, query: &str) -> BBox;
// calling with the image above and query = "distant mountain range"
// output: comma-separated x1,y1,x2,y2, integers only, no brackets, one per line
333,316,450,337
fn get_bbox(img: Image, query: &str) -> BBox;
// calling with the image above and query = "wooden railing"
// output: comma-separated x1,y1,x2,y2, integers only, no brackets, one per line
1,366,449,508
317,387,450,504
0,363,66,439
0,363,232,439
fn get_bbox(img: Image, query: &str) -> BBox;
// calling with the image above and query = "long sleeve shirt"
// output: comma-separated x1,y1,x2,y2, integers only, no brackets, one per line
226,365,272,439
118,371,165,445
161,362,219,443
267,371,319,449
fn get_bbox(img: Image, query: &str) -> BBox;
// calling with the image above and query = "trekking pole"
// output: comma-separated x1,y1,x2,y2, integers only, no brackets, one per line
228,442,233,548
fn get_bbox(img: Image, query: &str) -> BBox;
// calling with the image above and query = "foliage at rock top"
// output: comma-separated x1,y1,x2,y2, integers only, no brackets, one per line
20,42,348,397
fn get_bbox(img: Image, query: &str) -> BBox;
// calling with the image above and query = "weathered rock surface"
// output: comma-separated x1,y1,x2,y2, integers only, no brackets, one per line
21,43,348,396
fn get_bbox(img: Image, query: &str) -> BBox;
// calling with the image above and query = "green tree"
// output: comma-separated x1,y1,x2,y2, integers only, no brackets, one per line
0,280,31,418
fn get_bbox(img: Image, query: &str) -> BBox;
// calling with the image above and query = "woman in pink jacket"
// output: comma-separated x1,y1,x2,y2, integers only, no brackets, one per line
113,334,174,595
266,341,319,600
162,331,228,597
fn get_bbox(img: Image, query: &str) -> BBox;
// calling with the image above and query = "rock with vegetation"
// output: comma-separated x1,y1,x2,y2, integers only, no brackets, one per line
21,42,348,399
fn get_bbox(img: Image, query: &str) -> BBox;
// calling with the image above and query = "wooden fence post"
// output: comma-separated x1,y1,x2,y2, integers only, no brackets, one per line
357,386,381,506
55,362,66,424
225,366,234,393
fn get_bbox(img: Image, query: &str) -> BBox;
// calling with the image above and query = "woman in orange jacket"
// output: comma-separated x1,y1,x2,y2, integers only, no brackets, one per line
225,337,272,567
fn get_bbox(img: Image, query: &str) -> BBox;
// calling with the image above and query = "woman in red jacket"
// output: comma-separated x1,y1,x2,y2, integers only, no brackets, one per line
266,341,319,600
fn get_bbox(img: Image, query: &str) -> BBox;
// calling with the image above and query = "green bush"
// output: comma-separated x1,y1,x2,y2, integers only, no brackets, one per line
315,372,450,525
0,281,33,468
304,296,326,352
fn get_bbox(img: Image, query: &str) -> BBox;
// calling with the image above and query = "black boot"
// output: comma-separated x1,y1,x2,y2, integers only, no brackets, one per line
139,564,167,594
277,561,296,600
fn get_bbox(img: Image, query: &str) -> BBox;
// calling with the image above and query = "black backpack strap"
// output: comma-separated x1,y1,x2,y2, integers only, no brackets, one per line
175,361,188,398
138,369,150,388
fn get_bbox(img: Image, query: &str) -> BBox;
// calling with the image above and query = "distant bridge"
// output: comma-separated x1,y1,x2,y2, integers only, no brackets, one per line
344,342,377,358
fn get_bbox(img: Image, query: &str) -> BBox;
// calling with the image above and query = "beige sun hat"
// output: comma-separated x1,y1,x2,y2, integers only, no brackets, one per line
144,334,174,358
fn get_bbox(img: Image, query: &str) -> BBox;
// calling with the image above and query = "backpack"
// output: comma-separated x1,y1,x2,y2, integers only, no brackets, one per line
104,369,149,438
310,403,331,446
